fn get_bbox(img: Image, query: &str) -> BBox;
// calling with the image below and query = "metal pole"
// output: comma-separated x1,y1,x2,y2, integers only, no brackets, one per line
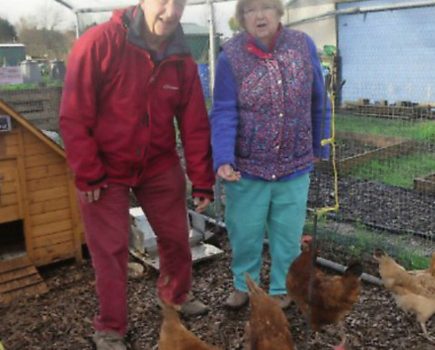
74,13,81,38
207,0,216,98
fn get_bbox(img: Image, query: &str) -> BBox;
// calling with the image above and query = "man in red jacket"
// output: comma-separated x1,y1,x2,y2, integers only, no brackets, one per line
59,0,215,348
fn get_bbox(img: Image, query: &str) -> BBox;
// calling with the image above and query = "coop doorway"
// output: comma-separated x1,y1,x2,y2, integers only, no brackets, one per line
0,219,26,260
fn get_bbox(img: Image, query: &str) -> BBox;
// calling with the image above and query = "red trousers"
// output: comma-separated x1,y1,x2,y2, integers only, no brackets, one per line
79,163,192,335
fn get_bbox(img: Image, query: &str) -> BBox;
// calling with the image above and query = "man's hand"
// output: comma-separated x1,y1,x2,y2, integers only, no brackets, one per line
217,164,241,182
193,197,211,213
78,185,107,203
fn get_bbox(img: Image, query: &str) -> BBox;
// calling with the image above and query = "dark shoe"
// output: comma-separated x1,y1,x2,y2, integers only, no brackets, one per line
179,295,209,316
271,294,291,309
225,290,249,309
92,331,127,350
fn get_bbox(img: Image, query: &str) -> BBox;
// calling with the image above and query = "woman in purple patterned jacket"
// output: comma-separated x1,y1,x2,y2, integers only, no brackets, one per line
210,0,331,309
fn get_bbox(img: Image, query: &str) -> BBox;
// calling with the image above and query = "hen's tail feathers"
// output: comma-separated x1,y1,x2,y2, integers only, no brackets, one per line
344,261,363,277
161,302,181,324
245,273,265,297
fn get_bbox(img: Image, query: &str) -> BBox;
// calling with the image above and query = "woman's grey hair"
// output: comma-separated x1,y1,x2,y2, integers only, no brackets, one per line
235,0,284,29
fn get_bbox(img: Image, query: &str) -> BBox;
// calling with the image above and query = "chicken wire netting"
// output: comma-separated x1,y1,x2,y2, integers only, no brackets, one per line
305,1,435,269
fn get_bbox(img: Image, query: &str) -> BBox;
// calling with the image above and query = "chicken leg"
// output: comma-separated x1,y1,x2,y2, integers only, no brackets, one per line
420,321,435,343
332,321,347,350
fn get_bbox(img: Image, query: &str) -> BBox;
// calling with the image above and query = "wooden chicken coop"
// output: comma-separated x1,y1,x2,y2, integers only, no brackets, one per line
0,99,83,303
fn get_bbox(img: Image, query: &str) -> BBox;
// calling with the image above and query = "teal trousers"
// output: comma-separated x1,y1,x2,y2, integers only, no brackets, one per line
224,173,310,295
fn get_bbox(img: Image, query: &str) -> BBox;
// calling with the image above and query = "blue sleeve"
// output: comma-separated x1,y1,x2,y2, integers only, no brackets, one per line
307,35,331,160
209,51,239,172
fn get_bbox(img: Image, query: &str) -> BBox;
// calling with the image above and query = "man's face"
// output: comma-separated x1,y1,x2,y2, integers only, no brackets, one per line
141,0,187,40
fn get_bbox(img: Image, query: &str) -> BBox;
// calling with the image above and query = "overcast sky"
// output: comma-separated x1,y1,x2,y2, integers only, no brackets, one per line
0,0,236,37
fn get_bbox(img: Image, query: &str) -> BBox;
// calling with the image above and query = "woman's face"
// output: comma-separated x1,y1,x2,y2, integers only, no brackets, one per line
242,0,281,47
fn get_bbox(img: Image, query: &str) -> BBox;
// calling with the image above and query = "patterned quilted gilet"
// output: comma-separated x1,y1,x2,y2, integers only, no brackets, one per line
223,28,314,180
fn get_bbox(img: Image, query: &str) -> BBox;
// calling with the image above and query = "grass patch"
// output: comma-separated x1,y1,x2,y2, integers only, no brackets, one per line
307,219,430,270
349,152,435,188
0,77,63,91
336,113,435,142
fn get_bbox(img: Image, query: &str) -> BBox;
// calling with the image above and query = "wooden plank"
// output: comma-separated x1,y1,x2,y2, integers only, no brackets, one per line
0,192,18,206
0,266,38,283
32,232,73,249
0,159,17,170
0,282,48,304
414,176,435,194
16,127,32,256
28,196,70,215
28,186,69,203
22,128,40,143
0,273,45,293
0,180,17,195
0,256,31,274
24,141,52,156
25,153,63,168
26,163,67,180
30,208,71,226
0,204,20,223
2,132,19,147
0,167,17,181
3,144,19,157
27,174,68,192
32,219,72,237
32,241,75,266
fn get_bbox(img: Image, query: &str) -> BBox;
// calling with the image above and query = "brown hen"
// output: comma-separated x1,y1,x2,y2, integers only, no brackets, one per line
244,274,295,350
158,303,220,350
286,236,363,349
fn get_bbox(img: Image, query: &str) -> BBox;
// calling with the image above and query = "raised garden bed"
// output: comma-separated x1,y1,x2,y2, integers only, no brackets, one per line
320,132,418,175
414,172,435,195
343,102,435,120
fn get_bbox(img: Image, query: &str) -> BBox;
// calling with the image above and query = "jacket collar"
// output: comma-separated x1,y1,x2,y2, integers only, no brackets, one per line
245,23,283,59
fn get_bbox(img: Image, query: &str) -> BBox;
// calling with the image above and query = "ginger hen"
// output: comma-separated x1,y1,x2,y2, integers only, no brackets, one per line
374,249,435,343
286,236,363,350
158,303,220,350
245,274,295,350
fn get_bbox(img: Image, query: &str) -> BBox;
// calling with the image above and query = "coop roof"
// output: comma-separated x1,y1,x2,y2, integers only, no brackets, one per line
0,99,65,158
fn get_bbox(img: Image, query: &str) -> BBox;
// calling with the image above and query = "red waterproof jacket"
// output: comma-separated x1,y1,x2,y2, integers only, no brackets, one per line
60,6,214,199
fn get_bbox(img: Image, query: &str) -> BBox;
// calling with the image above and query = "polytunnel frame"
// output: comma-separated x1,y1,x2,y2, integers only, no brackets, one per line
53,0,435,93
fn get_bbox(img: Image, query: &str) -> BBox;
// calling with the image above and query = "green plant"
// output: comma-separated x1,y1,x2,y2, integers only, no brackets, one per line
305,219,430,270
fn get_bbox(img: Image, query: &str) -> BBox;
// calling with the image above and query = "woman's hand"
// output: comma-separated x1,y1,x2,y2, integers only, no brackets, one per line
217,164,241,182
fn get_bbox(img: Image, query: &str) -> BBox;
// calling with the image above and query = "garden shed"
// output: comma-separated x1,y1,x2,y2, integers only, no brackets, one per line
0,43,26,67
0,99,83,278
